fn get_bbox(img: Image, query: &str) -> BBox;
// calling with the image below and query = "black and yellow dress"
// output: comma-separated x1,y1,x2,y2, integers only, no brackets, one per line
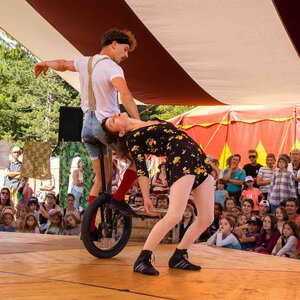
126,121,212,190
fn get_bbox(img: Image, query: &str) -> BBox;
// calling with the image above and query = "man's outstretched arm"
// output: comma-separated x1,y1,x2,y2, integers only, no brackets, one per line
34,60,76,77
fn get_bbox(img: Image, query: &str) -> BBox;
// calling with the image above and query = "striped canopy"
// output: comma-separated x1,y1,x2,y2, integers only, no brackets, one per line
1,0,300,106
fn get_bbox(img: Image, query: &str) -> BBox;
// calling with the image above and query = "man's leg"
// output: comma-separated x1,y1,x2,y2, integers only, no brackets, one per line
110,163,137,215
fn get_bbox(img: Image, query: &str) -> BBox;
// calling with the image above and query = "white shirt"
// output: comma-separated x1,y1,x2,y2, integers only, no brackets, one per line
74,54,124,122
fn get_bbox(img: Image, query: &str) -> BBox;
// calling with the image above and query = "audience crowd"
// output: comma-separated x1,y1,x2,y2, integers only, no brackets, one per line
1,146,300,259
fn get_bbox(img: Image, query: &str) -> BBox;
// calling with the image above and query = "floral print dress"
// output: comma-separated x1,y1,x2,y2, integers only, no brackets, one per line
126,121,212,189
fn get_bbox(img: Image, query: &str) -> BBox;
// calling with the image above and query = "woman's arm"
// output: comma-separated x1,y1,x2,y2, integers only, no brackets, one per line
216,233,239,247
275,236,298,256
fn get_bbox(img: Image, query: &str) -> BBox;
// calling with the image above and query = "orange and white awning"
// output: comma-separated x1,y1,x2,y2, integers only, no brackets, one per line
1,0,300,106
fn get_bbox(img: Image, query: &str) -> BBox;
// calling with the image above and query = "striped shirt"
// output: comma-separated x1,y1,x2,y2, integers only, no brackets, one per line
268,170,297,206
257,166,277,194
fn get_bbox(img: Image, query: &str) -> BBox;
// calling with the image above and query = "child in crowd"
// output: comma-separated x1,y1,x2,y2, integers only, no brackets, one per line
253,214,281,254
241,198,255,221
16,176,33,207
179,204,195,241
215,179,229,207
64,212,81,236
258,200,270,220
239,216,261,250
272,221,298,257
223,197,235,217
22,213,41,234
207,217,241,250
16,205,29,231
226,213,238,228
27,197,40,221
45,209,64,235
232,206,242,215
240,176,263,212
234,213,249,240
275,206,289,234
150,194,157,208
268,155,297,213
0,209,16,232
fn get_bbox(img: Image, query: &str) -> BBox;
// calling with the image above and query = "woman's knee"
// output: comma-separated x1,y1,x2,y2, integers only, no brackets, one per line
164,212,182,227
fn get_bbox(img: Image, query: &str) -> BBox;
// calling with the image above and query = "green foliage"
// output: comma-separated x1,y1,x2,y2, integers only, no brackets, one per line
0,31,194,149
0,33,80,146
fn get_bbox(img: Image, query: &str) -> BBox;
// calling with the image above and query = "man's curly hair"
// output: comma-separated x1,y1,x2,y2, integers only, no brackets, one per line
101,29,137,52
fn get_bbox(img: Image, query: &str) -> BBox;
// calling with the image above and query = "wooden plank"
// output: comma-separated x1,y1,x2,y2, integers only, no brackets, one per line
0,233,299,300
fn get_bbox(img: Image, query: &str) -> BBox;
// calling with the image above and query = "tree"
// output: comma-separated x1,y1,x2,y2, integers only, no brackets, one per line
0,34,80,146
0,31,194,148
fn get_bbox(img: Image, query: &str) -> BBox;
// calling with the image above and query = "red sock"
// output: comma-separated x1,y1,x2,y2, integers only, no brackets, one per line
88,195,97,231
114,169,137,201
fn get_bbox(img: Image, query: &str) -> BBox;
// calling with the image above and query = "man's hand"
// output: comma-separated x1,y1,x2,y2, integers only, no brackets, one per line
34,62,49,78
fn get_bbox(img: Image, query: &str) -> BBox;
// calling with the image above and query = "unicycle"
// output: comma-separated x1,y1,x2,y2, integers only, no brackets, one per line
81,147,132,258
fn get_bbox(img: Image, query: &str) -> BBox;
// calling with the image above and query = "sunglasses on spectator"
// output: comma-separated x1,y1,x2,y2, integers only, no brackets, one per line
249,155,256,159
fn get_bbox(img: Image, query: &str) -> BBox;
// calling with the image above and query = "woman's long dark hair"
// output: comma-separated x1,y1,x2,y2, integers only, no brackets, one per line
101,117,130,159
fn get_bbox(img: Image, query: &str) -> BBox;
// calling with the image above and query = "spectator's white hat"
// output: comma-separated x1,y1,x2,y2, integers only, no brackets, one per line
245,175,254,182
12,146,21,153
260,200,270,207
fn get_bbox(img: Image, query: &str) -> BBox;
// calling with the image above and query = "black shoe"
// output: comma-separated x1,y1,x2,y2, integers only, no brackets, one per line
169,249,201,271
133,250,159,276
109,198,137,216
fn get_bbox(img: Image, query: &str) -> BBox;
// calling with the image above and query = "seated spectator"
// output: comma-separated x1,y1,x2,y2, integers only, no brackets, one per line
233,213,248,239
232,206,242,215
179,204,195,242
268,155,297,213
63,193,81,220
238,216,262,250
275,206,289,234
45,209,64,235
27,197,40,221
16,176,33,208
241,198,256,221
0,187,16,215
156,194,169,210
64,212,81,236
252,214,281,254
151,162,169,195
149,194,157,208
16,205,29,231
39,193,61,232
258,200,270,221
223,197,236,217
226,213,238,227
285,197,300,228
240,176,263,212
0,209,16,232
272,221,298,257
132,193,144,208
215,179,229,207
207,217,241,250
22,213,41,234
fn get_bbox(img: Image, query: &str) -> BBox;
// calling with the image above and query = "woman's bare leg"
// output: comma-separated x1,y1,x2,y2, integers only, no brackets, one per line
143,175,195,251
178,175,214,249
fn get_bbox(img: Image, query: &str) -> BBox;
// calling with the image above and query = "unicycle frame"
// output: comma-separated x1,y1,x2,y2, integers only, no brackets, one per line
81,144,132,258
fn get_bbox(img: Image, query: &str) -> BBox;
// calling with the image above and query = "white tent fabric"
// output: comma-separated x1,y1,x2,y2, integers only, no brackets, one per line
1,0,300,106
126,0,300,104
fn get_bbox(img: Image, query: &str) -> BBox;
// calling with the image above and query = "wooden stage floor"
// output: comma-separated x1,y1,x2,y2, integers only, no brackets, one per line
0,232,299,300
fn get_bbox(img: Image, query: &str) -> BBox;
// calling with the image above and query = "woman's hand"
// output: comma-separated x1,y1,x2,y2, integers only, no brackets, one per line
143,198,157,217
